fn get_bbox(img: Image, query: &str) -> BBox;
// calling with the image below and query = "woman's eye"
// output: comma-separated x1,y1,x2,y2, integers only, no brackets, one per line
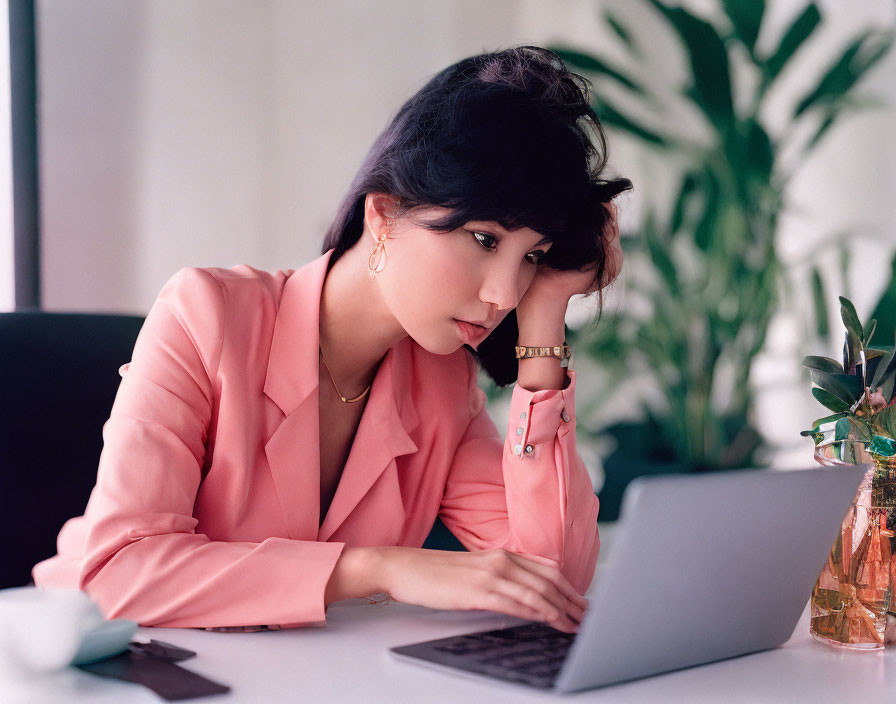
471,231,497,250
470,231,545,265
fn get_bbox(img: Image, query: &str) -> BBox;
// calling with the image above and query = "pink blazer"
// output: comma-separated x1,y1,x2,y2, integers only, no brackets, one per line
32,248,600,629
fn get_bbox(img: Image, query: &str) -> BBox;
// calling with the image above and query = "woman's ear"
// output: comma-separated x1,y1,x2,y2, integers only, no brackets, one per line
363,193,401,238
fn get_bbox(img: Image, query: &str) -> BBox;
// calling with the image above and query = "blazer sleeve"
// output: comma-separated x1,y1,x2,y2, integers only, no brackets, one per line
438,352,600,595
70,268,346,629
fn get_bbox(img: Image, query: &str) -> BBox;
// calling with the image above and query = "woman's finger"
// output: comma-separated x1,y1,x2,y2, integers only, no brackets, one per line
505,552,589,611
488,579,579,633
500,561,585,624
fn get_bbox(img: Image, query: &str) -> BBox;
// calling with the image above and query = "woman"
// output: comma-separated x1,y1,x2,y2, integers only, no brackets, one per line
32,45,632,634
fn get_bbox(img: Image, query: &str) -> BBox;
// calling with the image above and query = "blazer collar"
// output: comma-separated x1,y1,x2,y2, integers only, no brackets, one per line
263,248,419,427
262,248,420,541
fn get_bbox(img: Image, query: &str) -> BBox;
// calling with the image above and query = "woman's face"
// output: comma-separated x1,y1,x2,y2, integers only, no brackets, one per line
375,206,553,355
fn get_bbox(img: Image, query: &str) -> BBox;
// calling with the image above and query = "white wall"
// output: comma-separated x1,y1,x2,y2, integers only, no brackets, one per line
34,0,896,472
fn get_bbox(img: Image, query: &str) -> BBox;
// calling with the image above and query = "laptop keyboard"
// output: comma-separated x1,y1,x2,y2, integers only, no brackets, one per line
428,622,575,688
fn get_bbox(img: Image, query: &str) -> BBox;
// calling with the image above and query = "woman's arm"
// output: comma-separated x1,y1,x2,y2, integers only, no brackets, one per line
436,335,600,596
50,269,357,628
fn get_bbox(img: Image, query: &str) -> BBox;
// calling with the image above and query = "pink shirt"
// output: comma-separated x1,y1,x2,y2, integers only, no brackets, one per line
32,248,600,629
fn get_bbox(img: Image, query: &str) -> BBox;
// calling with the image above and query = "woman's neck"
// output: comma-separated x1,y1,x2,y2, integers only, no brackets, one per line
317,240,408,394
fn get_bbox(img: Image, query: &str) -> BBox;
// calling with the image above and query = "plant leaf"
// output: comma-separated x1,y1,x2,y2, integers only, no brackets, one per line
811,412,848,428
762,3,821,82
550,47,646,94
863,319,878,348
694,167,721,251
803,355,843,374
811,386,850,413
810,267,829,340
794,31,894,119
874,406,896,439
720,0,765,54
840,296,864,342
591,97,671,146
810,369,863,405
805,96,888,153
645,0,735,130
869,252,896,347
605,11,640,56
670,172,698,234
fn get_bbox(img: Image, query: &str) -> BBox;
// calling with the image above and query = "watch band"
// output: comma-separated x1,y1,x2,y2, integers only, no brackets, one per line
515,340,571,368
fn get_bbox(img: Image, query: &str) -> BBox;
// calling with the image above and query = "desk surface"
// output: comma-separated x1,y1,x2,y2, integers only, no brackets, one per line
8,525,896,703
9,598,896,703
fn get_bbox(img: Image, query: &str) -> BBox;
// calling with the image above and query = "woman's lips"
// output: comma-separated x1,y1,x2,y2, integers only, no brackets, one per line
454,319,489,343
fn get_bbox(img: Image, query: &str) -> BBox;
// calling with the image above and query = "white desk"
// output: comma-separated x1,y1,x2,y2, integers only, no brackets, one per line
7,525,896,702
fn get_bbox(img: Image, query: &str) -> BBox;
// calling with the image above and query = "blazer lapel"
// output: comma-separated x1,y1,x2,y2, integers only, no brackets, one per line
262,249,420,543
317,339,419,543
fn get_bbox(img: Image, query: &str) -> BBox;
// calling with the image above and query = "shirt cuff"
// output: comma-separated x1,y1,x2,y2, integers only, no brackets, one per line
507,369,577,459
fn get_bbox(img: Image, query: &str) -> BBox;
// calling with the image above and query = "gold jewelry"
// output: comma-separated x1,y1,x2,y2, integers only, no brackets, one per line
319,347,371,403
515,340,571,368
368,221,393,279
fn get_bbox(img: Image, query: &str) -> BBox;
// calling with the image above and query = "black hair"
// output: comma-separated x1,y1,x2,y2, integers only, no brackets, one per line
321,45,633,386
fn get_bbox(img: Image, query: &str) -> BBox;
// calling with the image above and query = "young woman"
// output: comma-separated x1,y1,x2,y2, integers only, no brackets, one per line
32,45,632,634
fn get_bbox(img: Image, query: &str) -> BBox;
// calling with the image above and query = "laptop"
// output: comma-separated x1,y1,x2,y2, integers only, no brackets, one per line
389,465,866,692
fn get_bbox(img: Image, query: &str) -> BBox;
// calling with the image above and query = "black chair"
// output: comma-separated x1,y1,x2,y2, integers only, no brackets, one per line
0,310,462,589
0,312,146,588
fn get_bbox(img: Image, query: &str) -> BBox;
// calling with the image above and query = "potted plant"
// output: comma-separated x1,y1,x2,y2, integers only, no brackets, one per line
801,296,896,648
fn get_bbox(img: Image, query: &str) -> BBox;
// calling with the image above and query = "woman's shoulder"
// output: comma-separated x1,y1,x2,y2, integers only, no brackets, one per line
156,264,298,312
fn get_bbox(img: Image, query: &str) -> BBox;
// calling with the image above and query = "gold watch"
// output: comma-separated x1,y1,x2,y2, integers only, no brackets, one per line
515,340,571,368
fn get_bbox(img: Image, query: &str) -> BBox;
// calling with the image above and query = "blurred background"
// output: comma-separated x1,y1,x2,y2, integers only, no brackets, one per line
4,0,896,521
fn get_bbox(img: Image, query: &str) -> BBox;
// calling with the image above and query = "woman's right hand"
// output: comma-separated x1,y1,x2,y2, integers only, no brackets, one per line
375,547,588,633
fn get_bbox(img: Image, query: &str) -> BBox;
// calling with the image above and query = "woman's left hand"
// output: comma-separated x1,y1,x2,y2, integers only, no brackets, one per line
517,202,621,311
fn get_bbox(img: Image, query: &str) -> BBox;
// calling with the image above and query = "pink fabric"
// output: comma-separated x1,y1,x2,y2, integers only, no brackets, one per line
32,248,600,629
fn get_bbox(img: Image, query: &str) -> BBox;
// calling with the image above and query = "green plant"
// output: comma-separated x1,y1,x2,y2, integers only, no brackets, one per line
549,0,894,469
801,296,896,456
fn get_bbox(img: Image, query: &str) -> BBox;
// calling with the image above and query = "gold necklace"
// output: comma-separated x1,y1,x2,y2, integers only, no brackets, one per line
319,347,371,403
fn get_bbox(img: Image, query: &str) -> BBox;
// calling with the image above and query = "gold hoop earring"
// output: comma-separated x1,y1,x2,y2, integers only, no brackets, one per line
368,223,392,279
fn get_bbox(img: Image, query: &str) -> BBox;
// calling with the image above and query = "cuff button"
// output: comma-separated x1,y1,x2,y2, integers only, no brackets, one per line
513,444,523,455
524,444,535,455
561,407,571,423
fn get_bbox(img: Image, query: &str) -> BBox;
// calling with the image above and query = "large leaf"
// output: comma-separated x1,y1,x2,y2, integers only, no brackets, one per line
869,252,896,347
870,340,896,390
812,387,850,413
805,96,888,154
762,3,821,82
810,369,863,406
550,47,646,95
591,97,671,146
604,11,640,57
721,0,765,54
803,355,843,374
874,406,896,439
645,0,735,130
840,296,864,343
643,217,678,293
670,172,698,235
794,31,894,118
810,267,829,340
694,167,721,251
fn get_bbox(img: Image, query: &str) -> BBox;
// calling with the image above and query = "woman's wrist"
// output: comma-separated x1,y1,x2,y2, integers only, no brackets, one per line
516,302,570,392
324,546,387,605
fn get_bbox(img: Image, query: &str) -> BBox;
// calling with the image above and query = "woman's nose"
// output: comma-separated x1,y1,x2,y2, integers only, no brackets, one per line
479,262,523,312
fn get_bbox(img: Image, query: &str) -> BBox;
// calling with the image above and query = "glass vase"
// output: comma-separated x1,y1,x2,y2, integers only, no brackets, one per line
809,440,896,649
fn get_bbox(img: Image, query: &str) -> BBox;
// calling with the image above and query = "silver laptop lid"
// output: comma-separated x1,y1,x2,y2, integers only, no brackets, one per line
556,465,867,693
